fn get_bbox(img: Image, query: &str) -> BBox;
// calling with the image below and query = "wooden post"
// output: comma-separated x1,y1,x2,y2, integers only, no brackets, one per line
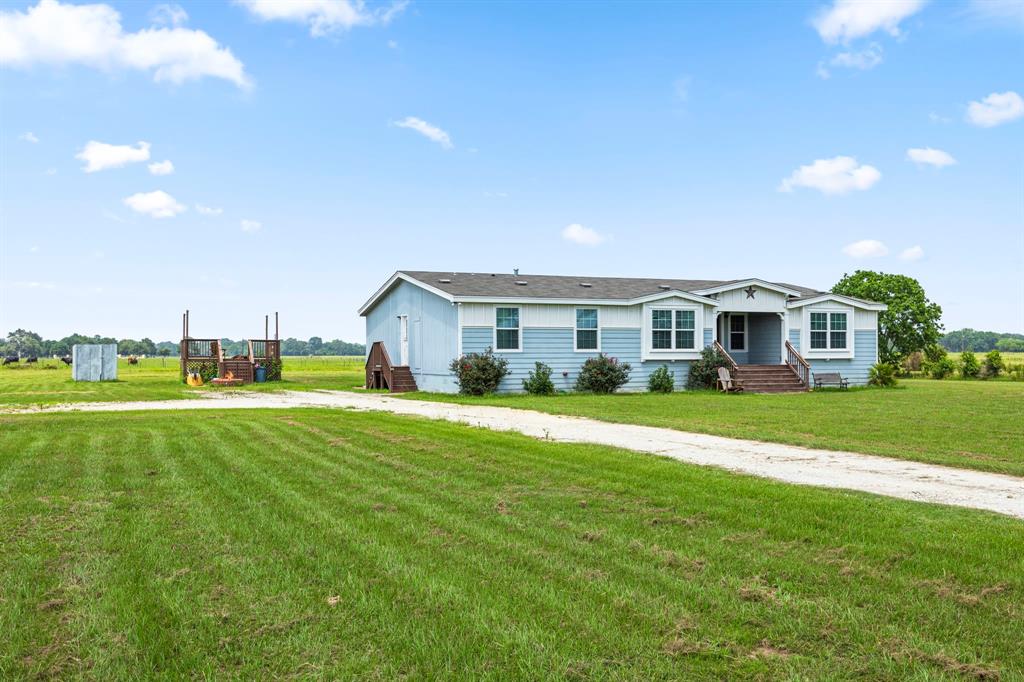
265,315,268,341
275,312,279,341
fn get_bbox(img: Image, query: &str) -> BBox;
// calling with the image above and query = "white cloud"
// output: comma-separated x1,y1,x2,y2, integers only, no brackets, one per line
778,156,881,195
393,116,453,149
928,111,951,124
237,0,407,37
965,0,1024,27
815,61,831,79
240,218,261,232
19,131,39,143
76,140,150,172
29,245,40,253
830,43,883,70
44,167,57,175
148,159,174,175
561,223,606,247
13,280,57,290
813,0,926,44
906,147,956,168
195,204,223,216
966,91,1024,127
123,190,185,218
150,3,187,26
387,39,398,49
842,239,889,258
0,0,250,88
899,245,924,261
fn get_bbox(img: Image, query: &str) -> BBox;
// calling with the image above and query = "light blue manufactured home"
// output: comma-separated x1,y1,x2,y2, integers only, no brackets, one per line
359,271,886,393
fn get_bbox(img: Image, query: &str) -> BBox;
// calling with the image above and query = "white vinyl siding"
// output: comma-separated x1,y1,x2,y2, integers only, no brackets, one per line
494,307,521,351
574,308,599,351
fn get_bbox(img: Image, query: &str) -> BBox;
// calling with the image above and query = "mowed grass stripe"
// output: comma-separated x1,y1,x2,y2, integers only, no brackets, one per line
207,417,640,676
1,410,1021,679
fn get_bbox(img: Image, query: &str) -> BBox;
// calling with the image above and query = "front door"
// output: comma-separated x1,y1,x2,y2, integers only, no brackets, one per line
399,315,409,366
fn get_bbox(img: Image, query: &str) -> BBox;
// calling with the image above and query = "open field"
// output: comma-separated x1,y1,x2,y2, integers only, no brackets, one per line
408,380,1024,477
1,408,1022,679
0,356,365,407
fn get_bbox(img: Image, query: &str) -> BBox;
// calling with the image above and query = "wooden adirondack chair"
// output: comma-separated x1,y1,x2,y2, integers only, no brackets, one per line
717,366,744,393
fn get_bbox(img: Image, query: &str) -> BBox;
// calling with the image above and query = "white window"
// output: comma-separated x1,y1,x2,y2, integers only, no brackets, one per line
651,308,696,351
494,307,521,351
728,314,746,351
575,308,599,351
809,311,847,350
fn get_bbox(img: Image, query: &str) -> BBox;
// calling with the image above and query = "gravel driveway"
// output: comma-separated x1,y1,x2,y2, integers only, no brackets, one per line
7,389,1023,520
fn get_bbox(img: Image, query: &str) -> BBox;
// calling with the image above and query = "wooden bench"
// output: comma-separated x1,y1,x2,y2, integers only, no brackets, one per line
813,372,849,389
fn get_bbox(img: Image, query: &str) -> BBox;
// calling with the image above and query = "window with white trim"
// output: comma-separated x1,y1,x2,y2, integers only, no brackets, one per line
729,314,746,351
809,311,847,350
495,307,520,351
575,308,599,351
651,308,696,350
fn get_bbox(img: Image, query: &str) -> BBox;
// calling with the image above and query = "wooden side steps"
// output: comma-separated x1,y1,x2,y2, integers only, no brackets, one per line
390,366,418,393
733,364,807,393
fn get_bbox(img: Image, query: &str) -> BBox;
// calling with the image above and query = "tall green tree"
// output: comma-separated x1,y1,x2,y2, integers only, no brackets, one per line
832,271,943,365
5,329,44,358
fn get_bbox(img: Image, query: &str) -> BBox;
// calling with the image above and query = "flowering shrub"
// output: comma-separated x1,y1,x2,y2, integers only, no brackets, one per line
449,348,509,395
574,354,631,394
685,347,731,390
647,365,674,393
523,362,556,395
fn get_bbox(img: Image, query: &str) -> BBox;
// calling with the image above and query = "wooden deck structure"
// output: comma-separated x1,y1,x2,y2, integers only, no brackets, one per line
365,341,417,392
179,310,282,384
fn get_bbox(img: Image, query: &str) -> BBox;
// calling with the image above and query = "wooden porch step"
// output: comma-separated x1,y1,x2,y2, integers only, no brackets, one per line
733,364,807,393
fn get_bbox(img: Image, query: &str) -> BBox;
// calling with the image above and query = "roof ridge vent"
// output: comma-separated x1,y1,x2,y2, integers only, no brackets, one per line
658,284,671,290
438,278,451,284
515,280,528,286
579,282,592,287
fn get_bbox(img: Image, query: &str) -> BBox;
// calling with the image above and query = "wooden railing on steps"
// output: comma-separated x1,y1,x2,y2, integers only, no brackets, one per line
785,340,811,390
365,341,394,390
713,340,738,371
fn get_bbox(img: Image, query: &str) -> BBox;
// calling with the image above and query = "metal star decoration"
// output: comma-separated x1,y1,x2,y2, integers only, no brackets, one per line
744,286,756,299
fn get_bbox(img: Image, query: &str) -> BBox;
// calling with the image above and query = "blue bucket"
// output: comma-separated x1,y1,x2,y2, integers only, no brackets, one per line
254,366,267,383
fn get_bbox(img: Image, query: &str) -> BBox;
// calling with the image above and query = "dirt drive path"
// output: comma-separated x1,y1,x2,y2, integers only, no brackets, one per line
7,390,1023,519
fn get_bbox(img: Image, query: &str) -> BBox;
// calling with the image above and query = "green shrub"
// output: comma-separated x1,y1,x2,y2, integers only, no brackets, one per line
983,350,1004,378
867,362,898,387
959,351,980,379
647,365,674,393
901,351,923,375
449,348,509,395
927,357,956,379
685,346,731,390
575,354,631,394
923,344,947,364
522,362,556,395
1007,364,1024,381
264,357,283,381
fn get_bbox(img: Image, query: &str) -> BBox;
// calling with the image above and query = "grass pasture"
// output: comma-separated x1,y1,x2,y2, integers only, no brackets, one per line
409,379,1024,477
1,408,1022,679
0,356,365,407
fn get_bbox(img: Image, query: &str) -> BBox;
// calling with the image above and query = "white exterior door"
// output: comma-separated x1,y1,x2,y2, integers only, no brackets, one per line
399,315,409,366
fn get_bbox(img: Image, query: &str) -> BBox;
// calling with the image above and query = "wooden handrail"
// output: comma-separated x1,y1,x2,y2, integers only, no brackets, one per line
785,340,811,389
713,340,738,371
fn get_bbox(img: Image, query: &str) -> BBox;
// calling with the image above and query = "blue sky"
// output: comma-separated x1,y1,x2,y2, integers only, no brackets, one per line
1,0,1022,342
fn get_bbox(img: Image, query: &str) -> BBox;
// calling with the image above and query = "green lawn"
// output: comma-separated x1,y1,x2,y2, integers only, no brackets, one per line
1,409,1021,679
0,356,365,407
406,380,1024,477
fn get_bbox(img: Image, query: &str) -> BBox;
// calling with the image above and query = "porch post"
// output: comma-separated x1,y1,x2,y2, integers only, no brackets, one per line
777,312,786,364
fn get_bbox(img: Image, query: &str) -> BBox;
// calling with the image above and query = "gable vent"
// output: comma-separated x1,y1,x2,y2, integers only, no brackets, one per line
579,282,592,288
515,280,528,286
658,284,671,290
437,278,451,284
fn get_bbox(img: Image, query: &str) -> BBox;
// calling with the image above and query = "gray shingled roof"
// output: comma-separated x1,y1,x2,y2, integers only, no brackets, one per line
400,271,825,300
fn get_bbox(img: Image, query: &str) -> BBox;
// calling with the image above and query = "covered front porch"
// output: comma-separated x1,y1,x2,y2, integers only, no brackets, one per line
715,311,784,365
